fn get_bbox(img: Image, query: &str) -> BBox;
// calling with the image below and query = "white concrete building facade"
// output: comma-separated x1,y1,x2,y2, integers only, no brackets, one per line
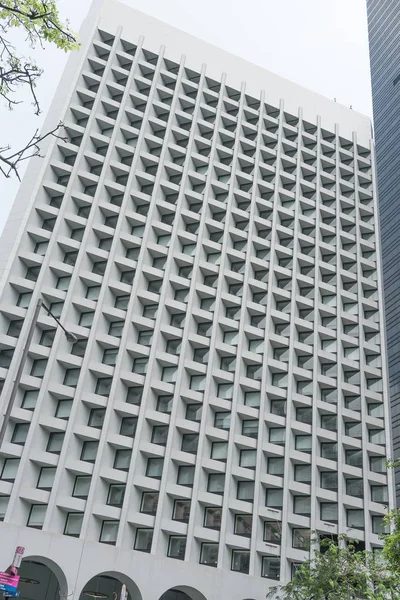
0,1,394,599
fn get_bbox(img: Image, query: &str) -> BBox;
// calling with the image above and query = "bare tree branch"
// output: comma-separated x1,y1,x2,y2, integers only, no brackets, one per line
0,121,67,180
0,0,79,179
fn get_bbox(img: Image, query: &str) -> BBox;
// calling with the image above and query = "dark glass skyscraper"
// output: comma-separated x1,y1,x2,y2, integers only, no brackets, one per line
367,0,400,501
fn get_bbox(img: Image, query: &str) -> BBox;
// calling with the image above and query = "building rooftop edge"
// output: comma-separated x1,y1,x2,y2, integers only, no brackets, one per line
93,0,372,144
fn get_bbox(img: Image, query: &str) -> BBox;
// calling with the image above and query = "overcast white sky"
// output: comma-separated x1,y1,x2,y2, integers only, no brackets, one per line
0,0,372,235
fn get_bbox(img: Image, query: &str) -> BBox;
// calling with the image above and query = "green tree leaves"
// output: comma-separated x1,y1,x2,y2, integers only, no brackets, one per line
267,537,400,600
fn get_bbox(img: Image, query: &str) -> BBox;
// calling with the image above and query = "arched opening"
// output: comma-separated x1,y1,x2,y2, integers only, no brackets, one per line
18,557,67,600
159,587,207,600
79,572,142,600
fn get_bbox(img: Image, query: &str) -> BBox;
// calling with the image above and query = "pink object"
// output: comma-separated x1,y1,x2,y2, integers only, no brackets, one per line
0,573,20,587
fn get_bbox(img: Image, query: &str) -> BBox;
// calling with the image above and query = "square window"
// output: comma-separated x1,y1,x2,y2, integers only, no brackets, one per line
292,528,311,550
168,536,186,560
102,348,119,366
126,386,143,405
173,499,191,522
214,412,231,430
294,464,311,483
81,441,99,463
79,312,94,327
237,481,254,502
63,368,80,388
132,357,148,375
39,329,55,348
55,399,72,420
27,504,46,529
73,476,91,498
137,330,153,346
207,473,225,494
177,465,194,487
88,408,106,429
64,513,83,537
244,391,260,408
190,375,205,391
120,417,138,437
240,449,256,469
0,458,19,481
140,492,159,515
157,395,174,413
11,423,29,445
270,428,286,446
107,484,126,507
234,514,252,537
182,434,198,454
372,515,389,535
71,339,87,357
293,495,311,516
21,389,38,411
96,377,113,396
200,543,218,567
37,467,56,490
242,420,258,438
185,404,202,422
162,366,177,383
46,432,65,454
17,292,32,308
321,442,337,460
114,449,132,471
320,502,338,523
99,520,119,544
30,359,48,378
347,509,364,529
109,321,124,337
321,472,338,491
295,434,312,453
152,425,169,446
204,507,222,529
370,456,386,473
146,458,164,479
266,488,283,509
143,304,158,319
267,457,284,476
134,528,153,553
262,556,280,580
264,521,281,545
231,550,249,574
211,442,228,462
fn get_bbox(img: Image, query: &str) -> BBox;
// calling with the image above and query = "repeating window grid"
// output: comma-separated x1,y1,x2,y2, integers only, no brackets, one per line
354,132,381,541
0,22,390,578
214,90,271,576
114,50,207,551
0,29,126,525
26,31,146,537
335,127,353,537
309,118,336,542
228,89,269,575
269,108,312,579
71,41,187,545
150,70,235,560
182,78,252,566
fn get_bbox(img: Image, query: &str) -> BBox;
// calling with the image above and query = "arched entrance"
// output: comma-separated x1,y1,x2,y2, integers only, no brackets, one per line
159,587,207,600
79,572,142,600
18,556,68,600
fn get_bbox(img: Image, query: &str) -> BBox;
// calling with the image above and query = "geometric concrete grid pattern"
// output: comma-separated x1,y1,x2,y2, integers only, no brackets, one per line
0,0,395,597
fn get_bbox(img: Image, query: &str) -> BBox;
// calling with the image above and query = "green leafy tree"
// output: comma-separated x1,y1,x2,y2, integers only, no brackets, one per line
266,537,400,600
0,0,79,178
383,509,400,575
